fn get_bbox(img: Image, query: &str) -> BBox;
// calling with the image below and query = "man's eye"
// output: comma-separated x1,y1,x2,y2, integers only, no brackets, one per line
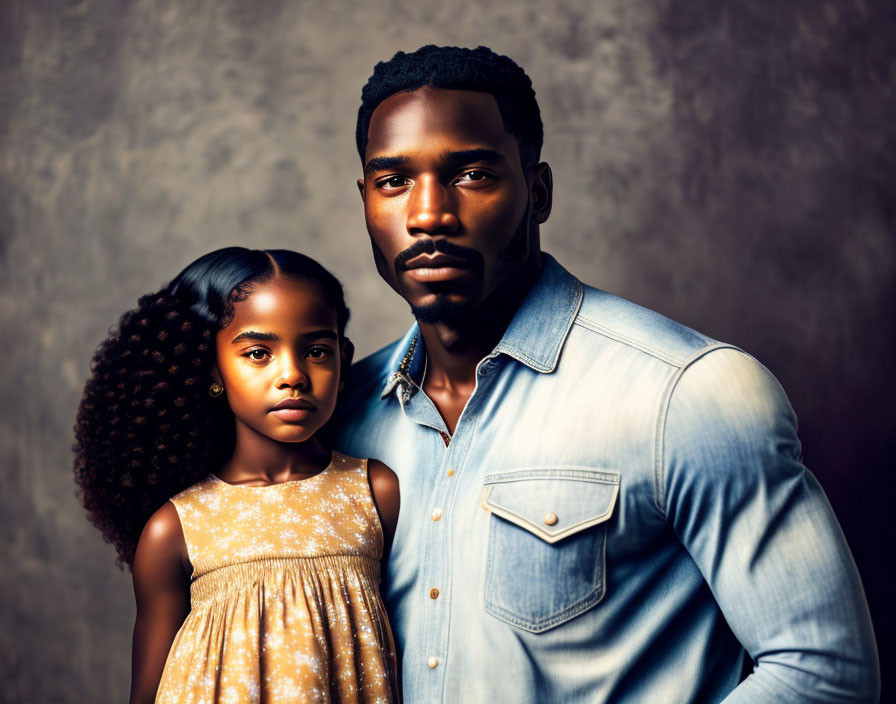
379,175,410,189
245,349,270,361
306,347,332,359
454,170,492,184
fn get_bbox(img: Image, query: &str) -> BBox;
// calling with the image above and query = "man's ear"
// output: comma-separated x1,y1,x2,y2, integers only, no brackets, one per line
357,179,366,203
338,338,355,391
528,162,553,224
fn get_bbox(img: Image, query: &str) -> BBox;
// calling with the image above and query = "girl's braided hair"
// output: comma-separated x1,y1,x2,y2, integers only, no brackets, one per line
73,247,349,569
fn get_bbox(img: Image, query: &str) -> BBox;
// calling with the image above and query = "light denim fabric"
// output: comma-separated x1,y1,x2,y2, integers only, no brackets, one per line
331,254,879,704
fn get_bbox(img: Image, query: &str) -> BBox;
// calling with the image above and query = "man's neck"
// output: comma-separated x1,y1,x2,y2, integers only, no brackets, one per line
418,321,500,393
417,255,543,427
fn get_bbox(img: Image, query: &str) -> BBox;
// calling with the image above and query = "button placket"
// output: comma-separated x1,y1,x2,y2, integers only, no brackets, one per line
418,365,492,700
420,443,452,695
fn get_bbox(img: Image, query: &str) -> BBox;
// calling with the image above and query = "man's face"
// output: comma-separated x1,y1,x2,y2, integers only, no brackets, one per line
359,86,546,324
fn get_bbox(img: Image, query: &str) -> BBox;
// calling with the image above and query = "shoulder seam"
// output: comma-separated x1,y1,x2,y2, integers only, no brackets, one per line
652,343,742,516
574,313,691,367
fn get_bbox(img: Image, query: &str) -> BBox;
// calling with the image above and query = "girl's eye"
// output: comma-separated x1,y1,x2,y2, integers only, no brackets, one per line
245,349,270,362
306,346,332,359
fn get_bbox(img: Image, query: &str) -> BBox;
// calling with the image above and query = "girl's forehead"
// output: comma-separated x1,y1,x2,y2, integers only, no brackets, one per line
226,276,338,331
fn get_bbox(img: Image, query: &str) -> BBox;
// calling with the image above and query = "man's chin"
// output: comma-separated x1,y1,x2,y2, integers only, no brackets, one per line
410,296,475,326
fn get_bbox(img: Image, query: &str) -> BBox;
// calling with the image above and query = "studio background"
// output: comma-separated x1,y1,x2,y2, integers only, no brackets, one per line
2,1,893,702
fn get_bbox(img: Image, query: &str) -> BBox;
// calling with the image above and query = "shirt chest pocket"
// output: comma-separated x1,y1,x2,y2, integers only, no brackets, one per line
481,468,620,633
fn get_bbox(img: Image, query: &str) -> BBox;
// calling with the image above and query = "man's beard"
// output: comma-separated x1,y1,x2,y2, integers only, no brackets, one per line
411,294,473,326
413,209,531,325
369,207,531,326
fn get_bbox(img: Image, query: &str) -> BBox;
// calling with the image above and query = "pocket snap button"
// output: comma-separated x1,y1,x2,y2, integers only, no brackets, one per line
544,512,558,526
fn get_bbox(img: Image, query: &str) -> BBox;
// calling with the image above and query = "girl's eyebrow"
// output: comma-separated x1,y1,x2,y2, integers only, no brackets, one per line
230,330,339,344
230,331,279,344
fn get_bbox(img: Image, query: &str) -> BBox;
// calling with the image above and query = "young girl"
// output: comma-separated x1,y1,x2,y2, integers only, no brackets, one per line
74,247,400,704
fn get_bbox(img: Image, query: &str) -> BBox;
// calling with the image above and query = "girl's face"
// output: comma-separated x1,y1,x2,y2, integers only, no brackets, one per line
213,276,348,445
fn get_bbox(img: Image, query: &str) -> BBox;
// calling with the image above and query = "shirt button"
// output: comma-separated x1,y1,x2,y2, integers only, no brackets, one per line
446,468,455,477
544,512,558,526
430,587,440,599
428,656,439,669
432,508,443,521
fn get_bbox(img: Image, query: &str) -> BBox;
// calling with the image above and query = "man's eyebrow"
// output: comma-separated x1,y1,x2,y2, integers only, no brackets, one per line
302,331,339,342
364,149,506,176
442,148,506,166
230,331,279,344
364,155,410,175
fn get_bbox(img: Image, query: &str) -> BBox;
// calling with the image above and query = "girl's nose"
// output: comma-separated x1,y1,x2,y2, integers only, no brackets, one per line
276,357,309,390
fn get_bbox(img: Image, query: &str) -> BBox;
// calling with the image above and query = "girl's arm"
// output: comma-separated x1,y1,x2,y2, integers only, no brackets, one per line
129,502,191,704
368,459,400,563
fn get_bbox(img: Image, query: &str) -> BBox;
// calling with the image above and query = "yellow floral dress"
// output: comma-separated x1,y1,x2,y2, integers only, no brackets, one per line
155,452,399,704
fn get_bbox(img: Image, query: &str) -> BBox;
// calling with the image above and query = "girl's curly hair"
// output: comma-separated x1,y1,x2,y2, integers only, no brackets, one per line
73,248,349,569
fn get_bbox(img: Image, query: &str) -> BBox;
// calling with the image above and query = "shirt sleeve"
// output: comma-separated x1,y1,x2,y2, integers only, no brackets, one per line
660,346,879,703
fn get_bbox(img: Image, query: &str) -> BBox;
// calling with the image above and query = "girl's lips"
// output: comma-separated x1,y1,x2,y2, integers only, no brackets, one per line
270,407,315,421
270,398,315,411
269,398,316,420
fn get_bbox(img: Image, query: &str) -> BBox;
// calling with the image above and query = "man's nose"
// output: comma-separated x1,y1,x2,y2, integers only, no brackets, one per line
275,355,309,390
406,175,460,235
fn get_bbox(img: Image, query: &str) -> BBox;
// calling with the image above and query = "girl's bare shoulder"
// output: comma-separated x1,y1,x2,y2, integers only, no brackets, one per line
133,502,189,580
367,459,400,536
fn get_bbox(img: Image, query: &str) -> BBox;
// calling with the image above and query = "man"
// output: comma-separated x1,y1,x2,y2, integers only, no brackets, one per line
331,45,879,703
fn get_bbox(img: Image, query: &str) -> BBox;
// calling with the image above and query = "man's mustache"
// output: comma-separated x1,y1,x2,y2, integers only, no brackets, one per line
394,239,484,272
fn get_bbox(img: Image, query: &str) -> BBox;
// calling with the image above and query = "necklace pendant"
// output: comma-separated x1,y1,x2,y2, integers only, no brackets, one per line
381,332,421,402
381,372,403,399
382,371,415,400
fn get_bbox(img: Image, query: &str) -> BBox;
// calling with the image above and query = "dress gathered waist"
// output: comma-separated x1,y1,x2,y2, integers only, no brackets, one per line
190,553,381,604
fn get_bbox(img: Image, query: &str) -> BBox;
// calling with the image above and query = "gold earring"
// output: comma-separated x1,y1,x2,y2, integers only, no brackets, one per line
209,383,224,397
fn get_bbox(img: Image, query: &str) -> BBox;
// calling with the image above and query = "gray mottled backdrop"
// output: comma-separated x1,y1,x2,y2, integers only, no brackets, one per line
2,1,893,701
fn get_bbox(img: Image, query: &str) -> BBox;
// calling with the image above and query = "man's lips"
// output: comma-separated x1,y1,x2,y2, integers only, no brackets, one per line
403,253,470,270
402,253,472,282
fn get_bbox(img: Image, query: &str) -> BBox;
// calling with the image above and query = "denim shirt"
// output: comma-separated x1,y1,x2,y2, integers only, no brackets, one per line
331,254,879,703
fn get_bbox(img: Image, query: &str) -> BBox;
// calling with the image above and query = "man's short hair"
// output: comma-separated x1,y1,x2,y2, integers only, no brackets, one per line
356,45,543,169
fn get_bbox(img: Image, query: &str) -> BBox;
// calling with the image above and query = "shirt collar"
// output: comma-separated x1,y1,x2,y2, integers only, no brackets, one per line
380,253,583,399
493,253,583,372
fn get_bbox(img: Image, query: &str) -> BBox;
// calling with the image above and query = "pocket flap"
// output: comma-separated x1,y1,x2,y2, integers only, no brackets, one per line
482,468,620,543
